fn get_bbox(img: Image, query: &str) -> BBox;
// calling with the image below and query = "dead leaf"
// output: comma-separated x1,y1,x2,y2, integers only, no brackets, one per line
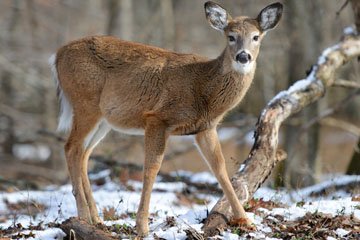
352,195,360,202
229,218,247,227
102,206,119,221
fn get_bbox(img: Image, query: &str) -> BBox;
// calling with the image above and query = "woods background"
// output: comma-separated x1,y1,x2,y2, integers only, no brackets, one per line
0,0,359,190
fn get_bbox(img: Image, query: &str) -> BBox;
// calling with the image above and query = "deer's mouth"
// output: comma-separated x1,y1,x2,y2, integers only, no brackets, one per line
232,60,254,74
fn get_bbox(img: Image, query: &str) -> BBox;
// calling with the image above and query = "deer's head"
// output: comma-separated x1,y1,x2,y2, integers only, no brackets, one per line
205,2,283,74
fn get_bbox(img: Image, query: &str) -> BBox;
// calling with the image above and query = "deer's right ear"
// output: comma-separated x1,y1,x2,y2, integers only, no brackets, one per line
204,1,232,32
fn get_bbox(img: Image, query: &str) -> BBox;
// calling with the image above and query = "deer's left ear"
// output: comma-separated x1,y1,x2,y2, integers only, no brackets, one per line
257,2,283,32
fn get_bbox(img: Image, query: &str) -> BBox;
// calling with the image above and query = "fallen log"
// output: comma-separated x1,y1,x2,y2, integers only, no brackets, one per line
202,32,360,235
60,218,117,240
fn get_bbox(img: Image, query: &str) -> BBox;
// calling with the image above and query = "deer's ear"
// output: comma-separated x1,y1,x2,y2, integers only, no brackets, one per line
204,1,232,32
257,2,283,32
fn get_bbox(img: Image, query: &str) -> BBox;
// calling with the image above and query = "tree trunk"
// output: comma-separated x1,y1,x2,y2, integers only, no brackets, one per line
119,0,133,41
283,1,323,188
351,0,360,33
160,0,175,51
346,0,360,176
106,0,119,36
202,35,360,236
347,138,360,174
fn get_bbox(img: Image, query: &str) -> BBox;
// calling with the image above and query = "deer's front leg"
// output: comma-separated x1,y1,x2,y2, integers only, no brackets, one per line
195,128,254,226
136,116,168,236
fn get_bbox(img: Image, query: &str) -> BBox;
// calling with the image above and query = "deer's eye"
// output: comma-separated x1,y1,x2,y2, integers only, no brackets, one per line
253,35,259,41
228,36,235,42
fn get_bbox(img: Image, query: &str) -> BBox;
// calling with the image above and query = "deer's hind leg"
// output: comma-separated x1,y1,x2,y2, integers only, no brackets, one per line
64,113,110,224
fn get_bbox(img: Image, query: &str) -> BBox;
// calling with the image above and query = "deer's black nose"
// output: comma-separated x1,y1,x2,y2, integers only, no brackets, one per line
236,51,251,64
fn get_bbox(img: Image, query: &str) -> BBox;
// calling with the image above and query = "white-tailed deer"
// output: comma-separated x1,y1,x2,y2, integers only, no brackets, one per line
50,1,282,236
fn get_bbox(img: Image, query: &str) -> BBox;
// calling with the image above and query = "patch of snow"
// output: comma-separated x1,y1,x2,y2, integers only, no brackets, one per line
189,171,218,184
318,44,341,65
169,170,193,179
293,175,360,200
287,78,312,94
13,228,66,240
89,169,111,180
218,127,238,141
267,90,287,106
169,170,219,185
218,231,243,240
244,131,255,145
253,187,285,203
344,26,355,35
354,209,360,220
335,228,351,237
237,164,246,173
13,144,51,161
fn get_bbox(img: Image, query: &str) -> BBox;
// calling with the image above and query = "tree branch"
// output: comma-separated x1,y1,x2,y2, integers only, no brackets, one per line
336,0,350,16
333,79,360,89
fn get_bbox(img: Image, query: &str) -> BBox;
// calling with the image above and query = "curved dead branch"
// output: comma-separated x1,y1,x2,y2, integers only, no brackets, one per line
202,34,360,236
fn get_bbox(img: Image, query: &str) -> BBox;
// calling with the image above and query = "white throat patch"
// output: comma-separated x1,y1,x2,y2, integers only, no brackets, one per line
232,60,254,74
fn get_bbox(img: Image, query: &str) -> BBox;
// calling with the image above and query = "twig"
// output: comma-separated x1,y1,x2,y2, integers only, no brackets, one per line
90,154,143,171
333,79,360,89
320,117,360,137
303,89,360,130
336,0,350,16
37,129,65,142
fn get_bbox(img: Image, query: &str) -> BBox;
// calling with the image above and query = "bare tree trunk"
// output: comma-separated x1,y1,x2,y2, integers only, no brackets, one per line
202,35,360,236
283,1,307,188
106,0,119,36
352,0,360,33
160,0,175,51
283,1,323,188
119,0,133,41
346,138,360,174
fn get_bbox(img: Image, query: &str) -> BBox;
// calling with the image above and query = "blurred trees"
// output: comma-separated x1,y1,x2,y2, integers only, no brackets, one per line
0,0,358,189
346,0,360,175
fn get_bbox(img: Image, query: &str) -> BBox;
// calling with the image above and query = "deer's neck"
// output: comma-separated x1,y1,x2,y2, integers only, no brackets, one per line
200,47,256,117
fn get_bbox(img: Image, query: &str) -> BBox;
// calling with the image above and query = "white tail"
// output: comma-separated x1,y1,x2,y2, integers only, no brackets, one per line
51,1,282,236
49,54,73,132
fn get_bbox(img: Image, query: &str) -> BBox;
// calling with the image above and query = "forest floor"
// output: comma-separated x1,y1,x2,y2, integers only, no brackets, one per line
0,170,360,240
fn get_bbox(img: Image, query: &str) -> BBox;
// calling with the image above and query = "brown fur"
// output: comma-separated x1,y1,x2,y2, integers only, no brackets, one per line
56,36,254,135
54,1,282,236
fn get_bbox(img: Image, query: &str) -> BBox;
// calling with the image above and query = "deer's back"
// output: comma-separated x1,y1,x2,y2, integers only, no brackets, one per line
55,36,216,133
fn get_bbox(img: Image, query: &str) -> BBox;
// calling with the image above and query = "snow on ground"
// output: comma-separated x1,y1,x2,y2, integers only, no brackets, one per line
0,171,359,239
